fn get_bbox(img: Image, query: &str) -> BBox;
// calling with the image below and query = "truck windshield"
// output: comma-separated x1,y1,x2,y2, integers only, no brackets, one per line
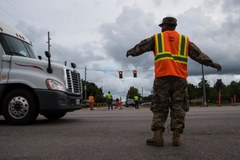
0,34,36,58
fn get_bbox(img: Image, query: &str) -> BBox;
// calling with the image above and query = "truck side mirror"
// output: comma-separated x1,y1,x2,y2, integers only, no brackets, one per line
45,51,52,73
45,51,51,58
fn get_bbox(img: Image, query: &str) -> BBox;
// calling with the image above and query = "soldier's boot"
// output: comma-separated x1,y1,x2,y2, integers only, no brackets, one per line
146,130,164,146
172,131,181,146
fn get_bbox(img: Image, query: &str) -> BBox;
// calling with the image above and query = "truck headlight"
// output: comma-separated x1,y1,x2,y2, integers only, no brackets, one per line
46,79,65,92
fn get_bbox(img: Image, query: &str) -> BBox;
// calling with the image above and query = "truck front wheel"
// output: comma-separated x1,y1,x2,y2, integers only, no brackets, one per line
2,89,39,125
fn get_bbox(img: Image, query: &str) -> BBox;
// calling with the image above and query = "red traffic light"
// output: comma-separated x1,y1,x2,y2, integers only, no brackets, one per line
119,71,123,79
133,70,137,78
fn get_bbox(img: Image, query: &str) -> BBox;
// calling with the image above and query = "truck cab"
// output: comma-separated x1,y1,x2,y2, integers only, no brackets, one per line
0,22,82,125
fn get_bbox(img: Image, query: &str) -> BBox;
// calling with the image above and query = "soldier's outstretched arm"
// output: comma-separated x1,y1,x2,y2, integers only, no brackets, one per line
126,37,154,57
209,62,222,71
189,42,222,71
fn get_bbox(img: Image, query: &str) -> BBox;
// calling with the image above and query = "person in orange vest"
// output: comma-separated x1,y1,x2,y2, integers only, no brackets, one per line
88,94,95,110
114,97,123,110
119,97,123,110
126,17,222,146
114,98,120,109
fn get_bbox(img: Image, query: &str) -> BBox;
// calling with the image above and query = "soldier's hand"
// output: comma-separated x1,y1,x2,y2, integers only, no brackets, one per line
126,50,133,57
210,63,222,71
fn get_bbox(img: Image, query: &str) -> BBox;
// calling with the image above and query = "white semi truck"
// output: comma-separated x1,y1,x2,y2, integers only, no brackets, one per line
0,22,82,125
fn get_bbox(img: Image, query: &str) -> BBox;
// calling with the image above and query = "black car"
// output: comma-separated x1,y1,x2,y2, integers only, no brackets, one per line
125,99,135,107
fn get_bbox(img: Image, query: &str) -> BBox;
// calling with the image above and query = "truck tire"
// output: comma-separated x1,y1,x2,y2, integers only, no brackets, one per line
42,112,66,120
2,89,39,125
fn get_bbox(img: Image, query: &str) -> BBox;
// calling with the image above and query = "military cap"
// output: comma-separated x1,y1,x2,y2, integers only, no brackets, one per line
159,17,177,27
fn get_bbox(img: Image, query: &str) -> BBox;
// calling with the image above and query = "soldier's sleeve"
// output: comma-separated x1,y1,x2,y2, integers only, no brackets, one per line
126,36,154,57
188,41,213,66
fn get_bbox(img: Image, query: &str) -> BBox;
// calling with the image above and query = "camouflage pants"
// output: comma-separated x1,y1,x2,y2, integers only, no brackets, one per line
150,76,189,134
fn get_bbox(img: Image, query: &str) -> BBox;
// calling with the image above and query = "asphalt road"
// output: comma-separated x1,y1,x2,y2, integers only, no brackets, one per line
0,106,240,160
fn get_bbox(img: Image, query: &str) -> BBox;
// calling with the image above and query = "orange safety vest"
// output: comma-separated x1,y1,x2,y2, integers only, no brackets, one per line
154,31,190,79
89,96,94,103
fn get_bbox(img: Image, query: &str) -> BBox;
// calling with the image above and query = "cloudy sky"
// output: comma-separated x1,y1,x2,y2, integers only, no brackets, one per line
1,0,240,99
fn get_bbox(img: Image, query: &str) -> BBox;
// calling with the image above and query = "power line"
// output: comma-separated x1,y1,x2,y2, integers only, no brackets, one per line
76,66,153,72
0,2,68,58
1,2,154,75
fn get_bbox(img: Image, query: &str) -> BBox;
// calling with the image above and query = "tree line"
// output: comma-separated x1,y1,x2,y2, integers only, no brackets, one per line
82,79,240,105
127,79,240,106
188,79,240,105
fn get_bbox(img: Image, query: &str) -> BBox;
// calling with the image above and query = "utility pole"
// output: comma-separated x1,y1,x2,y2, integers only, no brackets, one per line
142,86,143,97
84,66,87,100
47,31,51,54
202,64,207,106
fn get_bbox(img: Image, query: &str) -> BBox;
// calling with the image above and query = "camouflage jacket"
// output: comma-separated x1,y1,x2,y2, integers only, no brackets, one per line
127,36,213,66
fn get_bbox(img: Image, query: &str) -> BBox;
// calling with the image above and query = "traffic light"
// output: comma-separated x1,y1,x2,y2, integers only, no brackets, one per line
133,70,137,78
119,71,123,79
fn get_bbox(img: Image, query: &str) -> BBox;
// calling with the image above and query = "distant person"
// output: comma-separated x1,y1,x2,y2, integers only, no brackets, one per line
88,94,95,110
134,95,139,109
126,17,222,146
115,97,123,110
115,98,120,109
106,91,113,110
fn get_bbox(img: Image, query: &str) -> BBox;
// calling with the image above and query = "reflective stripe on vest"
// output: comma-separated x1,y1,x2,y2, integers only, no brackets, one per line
154,33,188,64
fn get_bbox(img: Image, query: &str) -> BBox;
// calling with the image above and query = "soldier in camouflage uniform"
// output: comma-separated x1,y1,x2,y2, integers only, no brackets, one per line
126,17,222,146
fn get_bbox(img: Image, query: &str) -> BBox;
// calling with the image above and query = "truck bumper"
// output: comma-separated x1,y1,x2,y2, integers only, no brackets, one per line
35,89,82,112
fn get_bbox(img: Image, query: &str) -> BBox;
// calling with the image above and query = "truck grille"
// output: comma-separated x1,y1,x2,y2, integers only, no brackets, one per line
66,69,81,94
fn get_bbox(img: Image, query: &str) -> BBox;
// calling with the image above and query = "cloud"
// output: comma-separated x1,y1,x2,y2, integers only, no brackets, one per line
99,6,159,70
95,0,240,93
175,0,240,76
15,20,107,67
3,0,240,98
151,0,162,6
